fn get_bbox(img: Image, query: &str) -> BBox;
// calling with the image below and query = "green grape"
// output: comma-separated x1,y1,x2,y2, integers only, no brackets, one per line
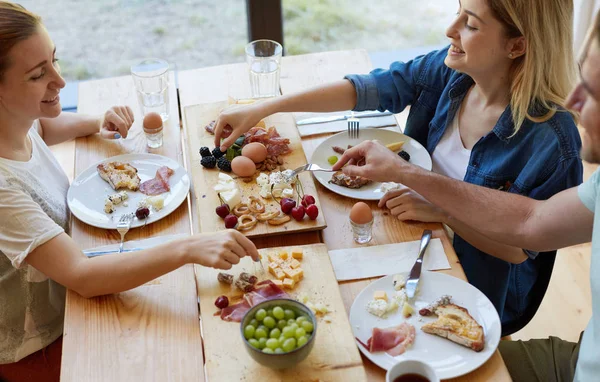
297,335,308,348
295,327,306,339
248,338,260,348
282,338,297,352
249,319,259,327
255,309,267,322
269,328,281,339
267,309,274,317
272,306,285,320
284,309,296,320
289,323,299,332
262,348,274,354
282,326,295,339
278,335,286,345
257,325,268,333
301,321,314,333
254,327,267,339
277,319,287,330
274,348,284,354
258,337,267,349
287,319,296,326
244,325,255,340
266,338,279,350
296,316,308,324
327,155,338,165
263,316,276,329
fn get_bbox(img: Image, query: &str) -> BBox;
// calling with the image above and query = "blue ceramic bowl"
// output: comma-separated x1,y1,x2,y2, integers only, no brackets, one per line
240,298,317,370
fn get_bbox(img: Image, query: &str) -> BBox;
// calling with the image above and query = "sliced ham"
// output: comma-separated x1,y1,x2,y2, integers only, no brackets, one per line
244,126,291,156
140,166,174,195
204,120,232,138
219,280,290,322
365,322,416,356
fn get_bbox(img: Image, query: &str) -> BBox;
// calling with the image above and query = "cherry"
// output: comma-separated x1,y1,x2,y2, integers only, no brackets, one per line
301,194,315,207
224,214,238,229
306,204,319,220
291,205,305,221
280,198,296,214
214,295,229,309
215,204,230,219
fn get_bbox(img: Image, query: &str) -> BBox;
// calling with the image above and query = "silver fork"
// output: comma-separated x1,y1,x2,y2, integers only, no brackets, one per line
117,213,134,253
347,111,359,139
285,163,336,181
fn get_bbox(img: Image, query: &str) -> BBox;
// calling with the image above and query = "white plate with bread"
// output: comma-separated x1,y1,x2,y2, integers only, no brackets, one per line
67,153,190,230
349,271,501,379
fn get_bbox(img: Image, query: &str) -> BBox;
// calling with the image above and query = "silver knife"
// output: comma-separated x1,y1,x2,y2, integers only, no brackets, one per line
296,111,393,126
404,230,432,300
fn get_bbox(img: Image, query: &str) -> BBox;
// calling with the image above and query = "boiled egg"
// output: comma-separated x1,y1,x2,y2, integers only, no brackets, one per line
242,142,268,163
350,202,373,224
143,112,163,130
231,156,256,177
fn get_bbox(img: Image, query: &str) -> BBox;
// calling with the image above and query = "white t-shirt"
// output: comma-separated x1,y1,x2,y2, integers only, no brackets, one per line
575,169,600,381
0,121,69,363
431,107,472,181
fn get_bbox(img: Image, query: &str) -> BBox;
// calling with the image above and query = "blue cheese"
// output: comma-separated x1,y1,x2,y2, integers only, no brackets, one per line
366,299,389,318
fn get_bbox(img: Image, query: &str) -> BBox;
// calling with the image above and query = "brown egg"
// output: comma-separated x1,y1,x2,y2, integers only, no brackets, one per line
231,156,256,177
242,142,268,163
350,202,373,224
143,112,163,131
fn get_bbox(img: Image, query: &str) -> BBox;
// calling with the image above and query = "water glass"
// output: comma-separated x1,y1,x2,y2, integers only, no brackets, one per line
350,218,373,244
130,58,170,121
245,39,282,98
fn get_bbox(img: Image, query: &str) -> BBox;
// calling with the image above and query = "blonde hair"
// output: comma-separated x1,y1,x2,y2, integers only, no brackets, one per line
0,1,42,80
489,0,576,133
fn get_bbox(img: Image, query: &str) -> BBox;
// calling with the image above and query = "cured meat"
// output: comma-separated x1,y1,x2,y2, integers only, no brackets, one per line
365,322,416,356
220,300,251,322
219,280,290,322
204,120,232,138
244,127,291,156
329,171,371,189
140,166,174,195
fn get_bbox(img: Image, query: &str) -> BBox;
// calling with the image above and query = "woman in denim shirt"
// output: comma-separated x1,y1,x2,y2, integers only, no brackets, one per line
215,0,583,334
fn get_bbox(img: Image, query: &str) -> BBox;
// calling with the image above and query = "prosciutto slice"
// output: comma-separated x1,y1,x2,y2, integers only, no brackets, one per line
365,322,416,356
244,127,291,156
219,280,290,322
140,166,174,195
205,120,232,138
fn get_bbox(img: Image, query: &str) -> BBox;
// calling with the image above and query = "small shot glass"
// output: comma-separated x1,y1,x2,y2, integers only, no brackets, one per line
350,218,373,244
143,112,164,148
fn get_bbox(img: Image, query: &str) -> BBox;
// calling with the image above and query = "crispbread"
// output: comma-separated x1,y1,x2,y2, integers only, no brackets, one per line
421,303,484,352
97,162,141,191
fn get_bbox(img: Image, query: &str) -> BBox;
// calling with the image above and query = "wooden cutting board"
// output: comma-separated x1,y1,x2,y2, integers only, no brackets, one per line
195,244,367,381
184,101,327,238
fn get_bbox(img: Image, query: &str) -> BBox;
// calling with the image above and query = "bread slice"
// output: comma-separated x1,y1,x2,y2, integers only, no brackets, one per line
421,303,484,352
97,162,141,191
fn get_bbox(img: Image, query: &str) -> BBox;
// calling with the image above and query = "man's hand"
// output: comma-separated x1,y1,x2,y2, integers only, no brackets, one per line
332,140,409,183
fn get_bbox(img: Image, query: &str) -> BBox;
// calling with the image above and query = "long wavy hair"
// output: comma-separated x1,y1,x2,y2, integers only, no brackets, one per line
489,0,576,133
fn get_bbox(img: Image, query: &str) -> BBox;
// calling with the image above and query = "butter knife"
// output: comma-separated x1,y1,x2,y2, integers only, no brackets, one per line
296,111,393,126
404,230,432,300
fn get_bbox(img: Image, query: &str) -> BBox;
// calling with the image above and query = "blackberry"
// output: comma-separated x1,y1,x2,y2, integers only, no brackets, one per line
398,150,411,162
217,157,232,172
212,147,225,159
199,146,211,158
200,156,216,169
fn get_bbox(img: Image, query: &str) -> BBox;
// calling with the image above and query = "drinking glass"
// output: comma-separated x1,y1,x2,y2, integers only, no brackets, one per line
350,218,373,244
245,40,282,98
130,58,170,121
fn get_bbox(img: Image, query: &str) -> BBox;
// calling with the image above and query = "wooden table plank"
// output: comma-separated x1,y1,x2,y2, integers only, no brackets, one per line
61,74,203,382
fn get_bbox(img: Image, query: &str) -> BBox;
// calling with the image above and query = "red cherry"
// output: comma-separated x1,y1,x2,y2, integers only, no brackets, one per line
216,204,230,219
291,205,305,221
224,214,238,229
301,194,316,207
214,295,229,309
280,198,296,214
306,204,319,220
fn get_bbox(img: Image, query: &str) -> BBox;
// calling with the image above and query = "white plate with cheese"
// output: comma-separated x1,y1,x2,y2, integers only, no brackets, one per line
67,153,190,230
310,128,432,201
349,271,501,380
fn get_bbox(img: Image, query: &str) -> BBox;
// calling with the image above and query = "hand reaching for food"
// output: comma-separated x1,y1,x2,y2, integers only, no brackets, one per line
333,140,406,183
184,230,260,270
99,105,135,139
214,103,266,151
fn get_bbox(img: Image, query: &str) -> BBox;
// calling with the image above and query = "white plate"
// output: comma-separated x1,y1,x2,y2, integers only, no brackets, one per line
310,128,432,200
349,271,501,380
67,153,190,230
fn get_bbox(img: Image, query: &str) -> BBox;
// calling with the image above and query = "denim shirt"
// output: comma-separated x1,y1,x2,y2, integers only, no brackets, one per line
345,47,583,331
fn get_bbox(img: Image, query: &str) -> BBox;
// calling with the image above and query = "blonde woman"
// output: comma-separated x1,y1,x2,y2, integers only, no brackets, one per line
215,0,583,335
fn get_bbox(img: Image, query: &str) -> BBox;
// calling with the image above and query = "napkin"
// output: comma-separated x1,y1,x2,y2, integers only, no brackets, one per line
328,238,451,282
295,112,399,138
83,234,188,257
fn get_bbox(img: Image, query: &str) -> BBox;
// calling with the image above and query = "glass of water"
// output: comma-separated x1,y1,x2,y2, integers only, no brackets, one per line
130,58,170,121
245,39,282,98
350,218,374,244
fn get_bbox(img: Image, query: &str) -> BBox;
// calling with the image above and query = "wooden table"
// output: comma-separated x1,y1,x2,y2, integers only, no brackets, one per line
61,49,510,381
